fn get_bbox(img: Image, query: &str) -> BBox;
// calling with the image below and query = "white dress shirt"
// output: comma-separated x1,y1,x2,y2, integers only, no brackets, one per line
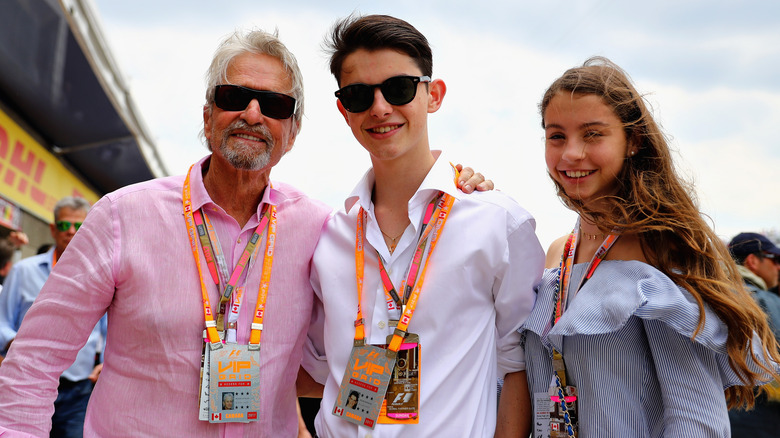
303,151,545,438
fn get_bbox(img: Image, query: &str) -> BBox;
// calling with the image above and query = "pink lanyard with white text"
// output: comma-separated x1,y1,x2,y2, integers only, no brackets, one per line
183,164,277,349
354,192,454,355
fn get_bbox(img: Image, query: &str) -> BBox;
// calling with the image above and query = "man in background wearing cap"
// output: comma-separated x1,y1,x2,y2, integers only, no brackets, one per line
727,232,780,437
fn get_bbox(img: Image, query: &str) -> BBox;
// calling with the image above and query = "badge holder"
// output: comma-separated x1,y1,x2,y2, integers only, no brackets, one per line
198,333,216,421
207,343,261,423
547,351,577,437
332,337,396,429
380,333,420,424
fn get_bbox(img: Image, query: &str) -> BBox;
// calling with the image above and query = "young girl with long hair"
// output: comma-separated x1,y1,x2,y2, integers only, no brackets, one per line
521,56,779,437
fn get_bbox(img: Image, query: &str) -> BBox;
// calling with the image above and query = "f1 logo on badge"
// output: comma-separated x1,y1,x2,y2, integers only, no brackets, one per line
392,393,413,404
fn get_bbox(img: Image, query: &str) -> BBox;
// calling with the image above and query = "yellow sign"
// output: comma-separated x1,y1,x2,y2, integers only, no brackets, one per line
0,107,98,222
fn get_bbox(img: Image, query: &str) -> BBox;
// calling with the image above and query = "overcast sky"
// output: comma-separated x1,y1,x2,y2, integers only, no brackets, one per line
89,0,780,249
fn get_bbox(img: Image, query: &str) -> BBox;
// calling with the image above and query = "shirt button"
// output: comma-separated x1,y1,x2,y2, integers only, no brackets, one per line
237,237,242,243
377,320,386,329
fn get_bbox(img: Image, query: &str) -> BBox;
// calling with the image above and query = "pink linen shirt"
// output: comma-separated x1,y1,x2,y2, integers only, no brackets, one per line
0,156,330,438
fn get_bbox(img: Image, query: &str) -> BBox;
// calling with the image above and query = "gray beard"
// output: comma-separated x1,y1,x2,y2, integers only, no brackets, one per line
217,120,275,171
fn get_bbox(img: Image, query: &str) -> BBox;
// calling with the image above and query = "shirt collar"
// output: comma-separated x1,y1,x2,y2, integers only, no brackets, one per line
738,264,768,291
41,247,56,269
344,150,461,213
190,155,285,222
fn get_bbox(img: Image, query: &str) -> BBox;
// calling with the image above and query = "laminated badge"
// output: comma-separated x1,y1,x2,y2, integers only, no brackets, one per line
381,334,420,423
332,344,395,429
208,345,261,423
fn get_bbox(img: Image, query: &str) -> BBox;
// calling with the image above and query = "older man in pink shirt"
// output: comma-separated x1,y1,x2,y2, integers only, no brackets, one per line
0,29,331,437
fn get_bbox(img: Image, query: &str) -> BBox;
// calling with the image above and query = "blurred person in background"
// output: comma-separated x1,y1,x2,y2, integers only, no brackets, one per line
728,232,780,437
0,230,28,290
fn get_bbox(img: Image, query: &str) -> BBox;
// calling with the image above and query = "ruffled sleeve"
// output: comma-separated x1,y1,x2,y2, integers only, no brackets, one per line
521,260,756,388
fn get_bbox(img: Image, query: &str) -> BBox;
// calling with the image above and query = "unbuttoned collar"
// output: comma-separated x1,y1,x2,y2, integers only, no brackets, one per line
344,150,462,214
189,155,285,222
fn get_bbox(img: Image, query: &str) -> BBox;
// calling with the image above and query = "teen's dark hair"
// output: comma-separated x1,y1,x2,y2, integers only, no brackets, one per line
325,14,433,86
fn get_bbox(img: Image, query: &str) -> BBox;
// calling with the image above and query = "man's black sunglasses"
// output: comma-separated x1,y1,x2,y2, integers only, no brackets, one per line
335,75,431,113
55,221,82,232
213,85,297,119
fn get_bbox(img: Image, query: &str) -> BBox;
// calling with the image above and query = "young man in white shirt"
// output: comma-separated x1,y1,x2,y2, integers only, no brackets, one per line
301,14,544,437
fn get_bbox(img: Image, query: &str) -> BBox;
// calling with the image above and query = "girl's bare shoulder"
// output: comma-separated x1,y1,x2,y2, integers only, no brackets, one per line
545,235,569,268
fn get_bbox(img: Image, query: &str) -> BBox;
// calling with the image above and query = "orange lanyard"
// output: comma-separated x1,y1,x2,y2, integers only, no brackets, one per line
554,219,619,325
183,164,277,349
550,220,618,419
353,192,455,355
194,206,272,336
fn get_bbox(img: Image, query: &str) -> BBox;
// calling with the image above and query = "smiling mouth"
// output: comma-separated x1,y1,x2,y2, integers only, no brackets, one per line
368,124,401,134
233,133,265,142
564,170,595,178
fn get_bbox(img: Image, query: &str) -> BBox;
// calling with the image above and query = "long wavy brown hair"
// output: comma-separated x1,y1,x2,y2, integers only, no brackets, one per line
541,56,779,408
